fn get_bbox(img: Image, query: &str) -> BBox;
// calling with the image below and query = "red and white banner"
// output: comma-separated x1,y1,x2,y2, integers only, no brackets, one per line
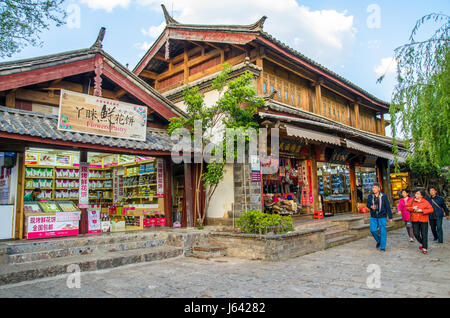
26,215,79,239
78,163,89,208
87,205,101,234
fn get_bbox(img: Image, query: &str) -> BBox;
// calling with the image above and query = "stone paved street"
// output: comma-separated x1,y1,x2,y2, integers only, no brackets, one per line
0,220,449,298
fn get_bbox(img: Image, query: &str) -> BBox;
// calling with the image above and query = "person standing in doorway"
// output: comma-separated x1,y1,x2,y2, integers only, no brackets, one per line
397,189,414,242
407,189,434,254
426,187,449,244
367,183,393,252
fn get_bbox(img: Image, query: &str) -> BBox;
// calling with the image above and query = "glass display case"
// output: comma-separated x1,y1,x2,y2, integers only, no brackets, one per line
56,201,80,212
37,201,62,213
23,202,43,213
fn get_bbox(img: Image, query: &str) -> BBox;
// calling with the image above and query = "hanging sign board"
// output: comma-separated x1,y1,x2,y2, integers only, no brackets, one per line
157,159,164,198
78,163,89,208
58,89,147,141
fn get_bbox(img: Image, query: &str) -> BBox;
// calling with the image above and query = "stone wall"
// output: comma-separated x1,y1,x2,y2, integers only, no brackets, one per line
207,228,326,261
233,162,262,215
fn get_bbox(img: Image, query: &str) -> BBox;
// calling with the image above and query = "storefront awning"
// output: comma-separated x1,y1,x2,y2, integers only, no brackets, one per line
345,139,406,163
285,125,341,146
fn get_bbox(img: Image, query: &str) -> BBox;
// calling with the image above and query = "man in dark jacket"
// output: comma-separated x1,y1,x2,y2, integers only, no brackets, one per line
426,187,449,244
367,183,393,251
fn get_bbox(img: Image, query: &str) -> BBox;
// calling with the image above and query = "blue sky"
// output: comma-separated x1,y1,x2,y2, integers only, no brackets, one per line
1,0,449,105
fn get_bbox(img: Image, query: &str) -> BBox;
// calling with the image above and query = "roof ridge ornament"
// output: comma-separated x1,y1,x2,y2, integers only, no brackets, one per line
249,16,267,30
92,27,106,49
161,4,179,25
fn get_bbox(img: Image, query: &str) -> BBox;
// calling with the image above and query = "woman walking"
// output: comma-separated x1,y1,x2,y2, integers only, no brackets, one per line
407,189,434,254
397,189,414,242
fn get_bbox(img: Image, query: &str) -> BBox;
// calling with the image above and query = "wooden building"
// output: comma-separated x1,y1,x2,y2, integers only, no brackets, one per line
0,29,194,240
132,6,407,222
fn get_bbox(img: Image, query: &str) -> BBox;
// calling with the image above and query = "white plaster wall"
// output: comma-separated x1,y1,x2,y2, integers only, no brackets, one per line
206,163,234,218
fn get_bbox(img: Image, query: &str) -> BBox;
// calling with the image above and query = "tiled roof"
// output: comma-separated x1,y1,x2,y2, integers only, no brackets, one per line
0,47,187,119
262,99,406,151
0,106,173,152
142,8,390,109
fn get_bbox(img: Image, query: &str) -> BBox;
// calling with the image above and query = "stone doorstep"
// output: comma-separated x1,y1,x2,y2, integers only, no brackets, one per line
325,235,357,248
4,231,166,255
0,245,183,286
7,238,167,264
325,229,348,240
193,245,227,252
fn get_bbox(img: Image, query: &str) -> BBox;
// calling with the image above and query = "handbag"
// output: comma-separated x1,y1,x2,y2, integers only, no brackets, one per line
406,220,413,228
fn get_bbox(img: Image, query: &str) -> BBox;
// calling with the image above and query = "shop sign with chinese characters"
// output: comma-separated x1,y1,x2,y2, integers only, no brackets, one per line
26,216,79,239
58,89,147,141
157,159,164,198
78,163,89,208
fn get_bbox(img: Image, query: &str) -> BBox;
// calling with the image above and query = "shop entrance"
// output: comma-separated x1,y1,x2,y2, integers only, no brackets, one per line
262,142,313,216
355,166,377,204
22,147,171,240
317,163,351,216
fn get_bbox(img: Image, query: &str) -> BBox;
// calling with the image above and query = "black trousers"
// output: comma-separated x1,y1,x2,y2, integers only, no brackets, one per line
429,218,438,240
413,222,429,249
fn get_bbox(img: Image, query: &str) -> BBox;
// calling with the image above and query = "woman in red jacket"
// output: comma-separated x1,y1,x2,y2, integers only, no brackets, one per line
407,189,434,254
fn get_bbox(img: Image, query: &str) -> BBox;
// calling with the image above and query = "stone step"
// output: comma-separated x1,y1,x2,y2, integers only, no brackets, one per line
7,238,166,264
4,231,164,255
325,229,348,240
190,245,227,259
0,245,183,286
325,235,357,248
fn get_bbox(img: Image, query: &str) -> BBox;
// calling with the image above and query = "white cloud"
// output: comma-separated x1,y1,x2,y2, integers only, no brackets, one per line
374,57,398,77
134,41,152,51
141,22,165,38
136,0,357,66
79,0,131,12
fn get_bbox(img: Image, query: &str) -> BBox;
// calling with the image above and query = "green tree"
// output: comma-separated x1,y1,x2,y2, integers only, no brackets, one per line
379,13,450,182
0,0,67,58
168,64,265,228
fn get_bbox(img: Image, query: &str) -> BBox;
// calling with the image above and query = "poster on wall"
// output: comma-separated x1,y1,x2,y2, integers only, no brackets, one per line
58,89,148,141
25,152,39,165
87,205,101,234
38,153,56,166
157,159,164,198
0,167,11,204
103,154,118,168
56,154,72,166
78,163,89,208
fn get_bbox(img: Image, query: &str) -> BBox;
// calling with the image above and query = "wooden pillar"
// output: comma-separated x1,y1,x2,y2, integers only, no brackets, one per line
184,163,194,227
163,156,173,227
349,164,357,213
310,146,319,212
353,102,360,129
183,46,189,84
15,152,25,239
79,151,88,234
313,81,322,114
378,159,393,205
255,48,264,95
6,91,15,108
380,114,386,136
